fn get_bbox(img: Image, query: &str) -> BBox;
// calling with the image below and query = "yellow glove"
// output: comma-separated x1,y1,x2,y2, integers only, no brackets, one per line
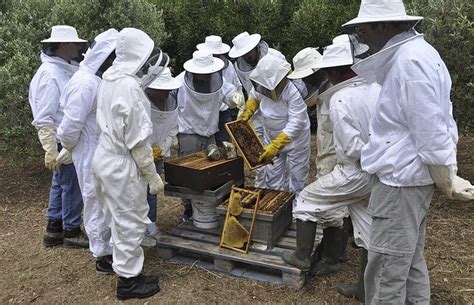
152,146,163,161
237,98,259,122
259,132,290,163
38,127,59,171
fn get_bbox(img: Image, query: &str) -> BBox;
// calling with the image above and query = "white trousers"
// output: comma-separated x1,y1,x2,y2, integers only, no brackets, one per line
293,165,374,249
92,146,150,277
73,141,112,258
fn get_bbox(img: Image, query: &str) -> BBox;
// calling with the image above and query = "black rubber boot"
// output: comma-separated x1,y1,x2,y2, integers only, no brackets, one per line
310,226,343,276
96,255,114,275
339,217,351,262
43,220,63,247
336,248,367,301
63,227,89,248
281,220,317,271
116,274,160,300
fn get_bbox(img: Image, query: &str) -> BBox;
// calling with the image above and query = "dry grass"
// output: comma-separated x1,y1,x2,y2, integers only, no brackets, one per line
0,134,472,304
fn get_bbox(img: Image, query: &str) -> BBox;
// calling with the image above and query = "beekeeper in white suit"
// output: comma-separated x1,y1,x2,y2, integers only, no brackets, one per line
197,35,245,144
229,32,284,188
141,67,182,247
282,38,380,301
287,47,329,109
239,53,311,199
57,29,118,274
176,50,236,224
92,28,169,300
29,25,89,248
343,0,474,303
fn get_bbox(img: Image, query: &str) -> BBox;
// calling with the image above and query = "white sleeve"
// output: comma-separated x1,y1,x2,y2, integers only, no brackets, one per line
282,83,308,140
57,81,96,150
329,98,365,161
30,71,60,129
402,79,457,166
122,86,153,151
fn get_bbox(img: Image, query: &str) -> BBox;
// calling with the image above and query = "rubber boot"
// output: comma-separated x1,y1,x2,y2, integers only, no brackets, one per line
116,274,160,300
339,217,350,262
336,248,367,301
310,226,343,276
43,220,63,247
281,219,317,271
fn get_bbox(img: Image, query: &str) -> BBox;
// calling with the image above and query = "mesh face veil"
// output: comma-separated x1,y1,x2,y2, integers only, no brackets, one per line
251,78,288,102
184,70,223,94
136,47,170,88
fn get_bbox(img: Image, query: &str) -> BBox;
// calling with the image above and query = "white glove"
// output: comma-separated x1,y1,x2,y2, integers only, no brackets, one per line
131,144,164,194
56,148,73,165
227,90,245,110
148,173,164,195
162,136,173,156
38,127,59,171
171,135,179,150
428,164,474,201
452,176,474,201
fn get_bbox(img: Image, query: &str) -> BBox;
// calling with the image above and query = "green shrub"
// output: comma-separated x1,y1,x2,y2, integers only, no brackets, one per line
1,0,472,162
0,0,167,161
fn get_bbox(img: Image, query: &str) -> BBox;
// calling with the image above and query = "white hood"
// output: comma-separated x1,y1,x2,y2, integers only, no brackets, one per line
250,53,291,90
103,28,154,81
80,29,118,75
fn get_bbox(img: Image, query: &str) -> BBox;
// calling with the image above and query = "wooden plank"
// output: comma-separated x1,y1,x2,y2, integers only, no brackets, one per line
284,230,297,238
282,272,305,289
214,259,234,272
276,237,296,249
157,247,176,260
177,221,222,236
169,228,221,244
166,255,288,286
168,229,290,257
158,235,302,275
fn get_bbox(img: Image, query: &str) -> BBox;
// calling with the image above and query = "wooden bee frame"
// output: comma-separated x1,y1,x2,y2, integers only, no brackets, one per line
220,186,259,254
225,120,271,170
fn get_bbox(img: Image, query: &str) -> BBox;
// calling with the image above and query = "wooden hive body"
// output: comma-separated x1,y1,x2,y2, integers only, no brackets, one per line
217,187,294,248
164,151,244,192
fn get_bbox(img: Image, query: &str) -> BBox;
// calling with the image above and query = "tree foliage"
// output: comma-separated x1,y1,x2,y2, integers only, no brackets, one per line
1,0,472,162
0,0,167,160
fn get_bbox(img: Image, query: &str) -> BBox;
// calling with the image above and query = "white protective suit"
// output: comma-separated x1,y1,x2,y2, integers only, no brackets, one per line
150,95,178,157
57,29,118,258
351,30,460,304
249,78,311,199
355,31,458,186
92,28,162,278
220,59,244,112
293,77,381,249
177,72,235,137
235,42,285,188
29,53,78,130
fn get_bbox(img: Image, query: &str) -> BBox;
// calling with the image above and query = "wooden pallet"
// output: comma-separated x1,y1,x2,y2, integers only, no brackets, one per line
157,221,322,288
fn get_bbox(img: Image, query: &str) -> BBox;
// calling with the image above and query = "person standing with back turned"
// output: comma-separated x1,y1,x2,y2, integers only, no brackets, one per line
343,0,474,303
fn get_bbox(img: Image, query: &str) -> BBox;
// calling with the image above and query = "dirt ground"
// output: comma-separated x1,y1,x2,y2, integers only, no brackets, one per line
1,134,473,304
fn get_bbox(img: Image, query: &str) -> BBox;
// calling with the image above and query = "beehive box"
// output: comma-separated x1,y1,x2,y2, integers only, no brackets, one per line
164,151,244,192
217,187,294,248
225,120,271,170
